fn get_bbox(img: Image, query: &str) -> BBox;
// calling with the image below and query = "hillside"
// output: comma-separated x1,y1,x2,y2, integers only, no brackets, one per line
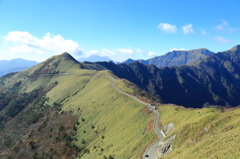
0,53,159,159
124,48,214,67
159,105,240,158
90,45,240,108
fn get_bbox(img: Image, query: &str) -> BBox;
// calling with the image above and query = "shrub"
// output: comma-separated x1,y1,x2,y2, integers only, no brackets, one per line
81,139,86,144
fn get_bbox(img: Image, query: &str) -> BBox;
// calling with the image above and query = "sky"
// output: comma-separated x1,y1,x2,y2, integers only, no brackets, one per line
0,0,240,62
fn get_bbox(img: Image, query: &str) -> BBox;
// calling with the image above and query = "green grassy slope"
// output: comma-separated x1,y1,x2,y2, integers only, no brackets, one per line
0,53,156,159
160,105,240,159
46,73,156,158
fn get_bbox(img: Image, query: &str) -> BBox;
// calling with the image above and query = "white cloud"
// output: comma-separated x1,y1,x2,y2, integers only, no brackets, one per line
202,29,207,35
83,47,158,62
136,48,143,54
158,23,177,33
215,20,238,31
148,51,156,57
4,31,83,56
116,48,133,54
170,48,186,52
214,37,231,43
87,50,101,55
101,48,115,56
216,20,229,30
86,48,115,57
182,24,194,34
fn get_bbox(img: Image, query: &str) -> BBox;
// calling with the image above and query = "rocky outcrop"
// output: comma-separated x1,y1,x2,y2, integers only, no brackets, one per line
157,123,176,158
157,134,176,158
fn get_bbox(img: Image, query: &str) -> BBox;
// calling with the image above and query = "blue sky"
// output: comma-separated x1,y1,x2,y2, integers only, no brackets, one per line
0,0,240,62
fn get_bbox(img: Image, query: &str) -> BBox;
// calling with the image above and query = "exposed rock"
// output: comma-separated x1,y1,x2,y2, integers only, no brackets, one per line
162,122,175,135
157,134,177,158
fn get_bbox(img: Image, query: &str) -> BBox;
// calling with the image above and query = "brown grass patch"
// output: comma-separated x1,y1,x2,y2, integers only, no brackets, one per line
178,106,195,110
223,105,240,112
141,106,152,115
146,114,154,132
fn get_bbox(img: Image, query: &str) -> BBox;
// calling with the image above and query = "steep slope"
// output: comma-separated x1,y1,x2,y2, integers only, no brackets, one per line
92,45,240,108
159,105,240,158
0,53,158,159
124,48,214,67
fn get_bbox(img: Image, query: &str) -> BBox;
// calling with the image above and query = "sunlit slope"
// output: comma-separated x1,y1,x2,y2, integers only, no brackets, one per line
24,52,82,74
47,73,155,158
0,52,86,92
0,52,156,158
160,105,240,159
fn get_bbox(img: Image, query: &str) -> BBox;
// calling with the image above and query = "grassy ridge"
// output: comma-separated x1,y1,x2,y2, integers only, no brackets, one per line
58,73,155,158
19,68,156,158
115,79,133,94
159,105,240,159
0,53,157,158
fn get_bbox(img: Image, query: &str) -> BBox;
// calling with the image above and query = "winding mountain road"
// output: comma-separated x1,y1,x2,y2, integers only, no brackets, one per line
143,109,165,159
31,72,165,158
97,74,165,159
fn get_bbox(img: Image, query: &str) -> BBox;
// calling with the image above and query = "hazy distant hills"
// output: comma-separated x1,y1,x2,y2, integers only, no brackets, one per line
124,48,215,68
91,45,240,108
0,58,38,77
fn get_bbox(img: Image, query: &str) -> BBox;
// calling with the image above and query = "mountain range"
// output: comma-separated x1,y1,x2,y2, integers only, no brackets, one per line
124,48,214,68
0,58,38,77
0,53,159,158
88,45,240,108
0,46,240,158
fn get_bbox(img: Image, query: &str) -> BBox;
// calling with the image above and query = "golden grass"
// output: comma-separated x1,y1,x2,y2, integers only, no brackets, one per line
159,105,240,159
5,60,156,158
115,79,134,94
59,74,156,158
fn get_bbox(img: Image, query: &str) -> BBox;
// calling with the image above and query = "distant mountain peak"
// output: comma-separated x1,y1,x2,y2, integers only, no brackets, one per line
0,58,38,77
123,47,214,68
123,58,135,64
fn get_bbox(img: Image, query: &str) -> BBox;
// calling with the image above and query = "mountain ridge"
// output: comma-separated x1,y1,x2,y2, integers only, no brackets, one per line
1,48,240,158
124,48,215,68
0,58,38,77
0,52,159,158
91,45,240,108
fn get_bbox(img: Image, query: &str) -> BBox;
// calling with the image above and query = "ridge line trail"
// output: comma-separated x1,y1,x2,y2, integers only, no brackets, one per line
96,74,165,159
28,72,164,159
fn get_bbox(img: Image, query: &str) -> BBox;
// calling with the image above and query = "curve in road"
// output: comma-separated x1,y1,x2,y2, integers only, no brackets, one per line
30,72,165,159
97,74,165,159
